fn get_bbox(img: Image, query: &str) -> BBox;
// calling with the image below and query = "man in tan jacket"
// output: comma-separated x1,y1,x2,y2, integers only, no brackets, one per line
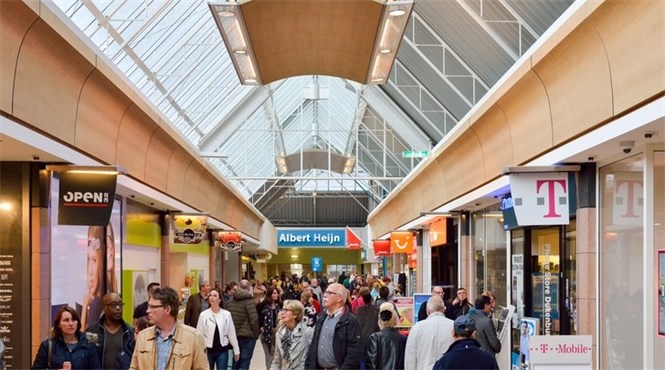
130,287,208,370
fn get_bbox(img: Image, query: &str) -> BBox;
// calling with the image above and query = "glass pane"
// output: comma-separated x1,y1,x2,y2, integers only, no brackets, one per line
530,227,560,335
563,220,577,334
600,154,644,369
510,229,526,362
472,211,485,297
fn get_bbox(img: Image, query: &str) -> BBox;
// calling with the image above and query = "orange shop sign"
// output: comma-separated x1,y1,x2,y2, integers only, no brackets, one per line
391,231,415,254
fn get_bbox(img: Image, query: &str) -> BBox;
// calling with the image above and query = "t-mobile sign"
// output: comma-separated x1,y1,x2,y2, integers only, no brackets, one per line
510,172,570,226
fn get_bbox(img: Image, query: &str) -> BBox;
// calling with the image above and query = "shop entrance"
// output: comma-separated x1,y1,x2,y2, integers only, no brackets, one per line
511,223,577,363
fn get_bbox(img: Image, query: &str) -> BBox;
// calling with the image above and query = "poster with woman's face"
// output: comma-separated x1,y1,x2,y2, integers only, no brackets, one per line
50,178,122,330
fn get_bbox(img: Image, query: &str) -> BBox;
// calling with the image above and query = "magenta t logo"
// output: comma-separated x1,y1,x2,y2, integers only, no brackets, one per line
536,179,567,218
615,179,642,218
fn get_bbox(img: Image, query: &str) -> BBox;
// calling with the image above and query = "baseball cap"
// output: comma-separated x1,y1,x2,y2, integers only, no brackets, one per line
454,315,476,336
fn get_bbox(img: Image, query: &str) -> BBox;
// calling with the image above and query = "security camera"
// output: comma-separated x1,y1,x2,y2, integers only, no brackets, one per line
31,154,40,161
619,140,634,154
645,131,656,139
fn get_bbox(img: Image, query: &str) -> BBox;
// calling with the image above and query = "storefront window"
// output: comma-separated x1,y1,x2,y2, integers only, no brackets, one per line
471,204,508,306
600,154,644,369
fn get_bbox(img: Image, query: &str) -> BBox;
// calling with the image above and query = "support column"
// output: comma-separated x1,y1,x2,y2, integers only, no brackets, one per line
576,163,597,368
458,212,473,292
159,212,170,286
420,226,431,293
30,166,50,364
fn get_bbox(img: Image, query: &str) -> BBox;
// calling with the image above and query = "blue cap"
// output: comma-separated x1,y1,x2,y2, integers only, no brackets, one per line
454,315,476,336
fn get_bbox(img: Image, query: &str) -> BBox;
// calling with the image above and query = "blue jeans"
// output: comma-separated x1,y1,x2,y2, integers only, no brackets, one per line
232,338,256,370
207,348,229,370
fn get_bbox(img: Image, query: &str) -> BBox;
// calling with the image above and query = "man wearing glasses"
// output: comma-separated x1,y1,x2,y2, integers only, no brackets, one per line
86,292,135,369
417,286,452,321
305,283,361,369
130,287,208,370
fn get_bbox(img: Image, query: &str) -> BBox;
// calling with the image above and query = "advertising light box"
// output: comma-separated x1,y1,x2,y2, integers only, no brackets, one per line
277,229,346,247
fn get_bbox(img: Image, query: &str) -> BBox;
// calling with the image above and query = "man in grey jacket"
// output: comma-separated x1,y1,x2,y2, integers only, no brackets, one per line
226,279,259,369
468,295,501,356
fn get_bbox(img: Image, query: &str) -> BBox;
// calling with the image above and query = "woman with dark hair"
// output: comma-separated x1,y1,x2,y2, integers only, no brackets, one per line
366,303,407,369
32,306,100,369
257,286,282,368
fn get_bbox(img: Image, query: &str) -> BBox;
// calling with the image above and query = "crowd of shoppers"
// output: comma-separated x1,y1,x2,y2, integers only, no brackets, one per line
32,270,500,370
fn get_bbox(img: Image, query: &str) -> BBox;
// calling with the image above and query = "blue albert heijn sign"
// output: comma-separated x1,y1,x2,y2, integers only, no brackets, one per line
277,228,346,247
311,257,323,272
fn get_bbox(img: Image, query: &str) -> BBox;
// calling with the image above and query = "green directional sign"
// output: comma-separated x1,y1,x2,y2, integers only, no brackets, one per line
402,150,430,158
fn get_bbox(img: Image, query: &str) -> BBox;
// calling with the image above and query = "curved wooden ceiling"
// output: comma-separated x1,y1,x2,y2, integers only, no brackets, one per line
242,0,383,84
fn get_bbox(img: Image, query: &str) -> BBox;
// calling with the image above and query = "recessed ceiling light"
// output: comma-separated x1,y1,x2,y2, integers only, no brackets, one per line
245,79,257,84
389,9,406,17
380,49,392,54
234,50,247,55
371,78,384,82
218,10,235,17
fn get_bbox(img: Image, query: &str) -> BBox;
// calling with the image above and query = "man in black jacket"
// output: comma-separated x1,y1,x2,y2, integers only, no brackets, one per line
86,292,135,369
433,315,499,370
305,283,361,369
448,287,473,319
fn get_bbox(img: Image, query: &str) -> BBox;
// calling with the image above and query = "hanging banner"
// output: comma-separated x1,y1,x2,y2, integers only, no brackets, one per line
509,172,570,226
391,231,415,254
173,214,208,244
612,171,643,227
346,227,362,250
373,240,391,257
218,232,242,252
311,256,323,272
58,171,117,226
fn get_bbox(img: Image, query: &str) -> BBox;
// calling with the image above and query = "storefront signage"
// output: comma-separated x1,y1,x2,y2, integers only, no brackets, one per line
173,214,208,244
277,229,346,247
612,172,643,226
58,171,117,225
529,335,593,369
311,256,323,272
509,172,570,226
372,239,391,257
390,231,415,254
346,227,362,250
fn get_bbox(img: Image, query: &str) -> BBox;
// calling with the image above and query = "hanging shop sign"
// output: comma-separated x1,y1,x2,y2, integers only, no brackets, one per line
390,231,415,254
372,239,391,257
57,171,117,226
346,227,362,250
173,214,208,244
218,232,242,252
509,172,570,226
277,228,346,247
311,256,323,272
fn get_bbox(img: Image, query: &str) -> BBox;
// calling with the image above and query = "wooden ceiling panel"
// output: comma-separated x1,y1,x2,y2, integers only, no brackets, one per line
242,0,383,84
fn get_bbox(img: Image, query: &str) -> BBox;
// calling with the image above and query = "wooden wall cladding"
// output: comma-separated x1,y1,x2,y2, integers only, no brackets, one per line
590,0,665,114
497,70,551,164
182,162,206,208
166,147,194,200
145,129,179,191
13,19,95,144
415,166,436,211
470,104,513,180
0,1,38,114
76,69,131,163
532,21,613,144
116,105,158,180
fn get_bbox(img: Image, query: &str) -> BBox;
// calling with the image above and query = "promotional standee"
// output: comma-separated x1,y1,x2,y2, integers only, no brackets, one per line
527,335,592,370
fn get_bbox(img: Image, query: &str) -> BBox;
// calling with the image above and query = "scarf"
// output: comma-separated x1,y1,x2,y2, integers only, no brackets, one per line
281,326,294,362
